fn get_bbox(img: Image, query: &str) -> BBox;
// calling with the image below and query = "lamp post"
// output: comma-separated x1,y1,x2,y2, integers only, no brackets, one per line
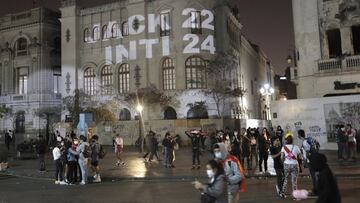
136,104,144,152
260,84,274,120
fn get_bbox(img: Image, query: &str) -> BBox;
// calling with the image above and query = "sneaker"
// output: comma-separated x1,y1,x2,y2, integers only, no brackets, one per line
93,174,97,179
55,181,60,185
79,181,86,185
116,161,120,166
197,165,201,169
121,162,126,166
279,192,286,199
59,181,68,185
191,166,196,170
93,176,101,183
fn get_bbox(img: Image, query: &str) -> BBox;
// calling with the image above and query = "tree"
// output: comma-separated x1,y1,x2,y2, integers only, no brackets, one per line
62,89,92,128
205,51,244,118
85,106,117,124
0,105,10,118
124,83,173,152
35,106,61,144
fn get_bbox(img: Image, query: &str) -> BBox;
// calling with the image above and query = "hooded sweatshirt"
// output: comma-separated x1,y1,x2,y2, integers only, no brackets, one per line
215,143,243,193
310,153,341,203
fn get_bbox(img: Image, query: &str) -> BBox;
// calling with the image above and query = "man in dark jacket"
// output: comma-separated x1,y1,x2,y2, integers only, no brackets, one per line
4,130,12,150
310,153,341,203
186,130,201,169
36,135,47,172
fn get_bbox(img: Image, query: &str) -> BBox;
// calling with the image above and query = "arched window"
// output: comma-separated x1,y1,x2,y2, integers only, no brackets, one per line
83,28,90,42
102,25,108,39
122,21,129,36
185,56,207,89
119,108,131,121
164,107,177,120
111,23,120,38
118,63,130,94
15,112,25,133
84,67,96,95
93,26,100,41
15,38,28,56
162,58,176,90
101,65,113,95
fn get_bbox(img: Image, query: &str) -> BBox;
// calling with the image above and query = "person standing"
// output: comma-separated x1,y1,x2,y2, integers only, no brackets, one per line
270,137,284,196
347,124,357,161
186,130,201,169
280,133,302,198
258,128,271,173
231,130,241,160
76,135,90,185
53,142,66,185
148,133,160,163
90,135,101,183
162,132,175,168
4,130,12,151
298,129,320,195
240,128,251,170
36,135,47,172
67,140,79,184
143,131,154,162
214,143,245,203
192,160,227,203
115,134,125,166
249,128,258,170
275,126,284,146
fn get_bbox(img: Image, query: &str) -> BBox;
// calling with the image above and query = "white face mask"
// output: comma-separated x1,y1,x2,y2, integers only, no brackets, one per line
206,169,215,178
214,151,222,159
234,132,238,136
226,136,230,140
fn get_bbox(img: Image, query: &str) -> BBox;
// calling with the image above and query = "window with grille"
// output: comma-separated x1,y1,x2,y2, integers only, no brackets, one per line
112,23,120,38
102,25,108,39
15,38,28,56
101,65,113,95
17,67,28,94
160,12,171,36
122,21,129,36
93,26,100,41
118,63,130,94
84,28,90,42
84,68,96,95
190,11,202,34
186,56,207,89
163,58,176,90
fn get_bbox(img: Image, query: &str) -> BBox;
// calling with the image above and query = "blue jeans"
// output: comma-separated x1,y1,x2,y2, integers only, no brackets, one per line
78,159,88,183
164,147,172,167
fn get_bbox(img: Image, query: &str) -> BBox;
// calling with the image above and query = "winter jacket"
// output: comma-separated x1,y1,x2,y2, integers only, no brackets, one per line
203,174,227,203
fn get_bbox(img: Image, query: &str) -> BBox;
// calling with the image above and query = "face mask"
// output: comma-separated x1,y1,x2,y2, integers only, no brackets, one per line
206,169,215,178
226,136,230,140
214,151,222,159
234,132,238,136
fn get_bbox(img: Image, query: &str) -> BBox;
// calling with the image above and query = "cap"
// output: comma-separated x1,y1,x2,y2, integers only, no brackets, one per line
285,132,293,139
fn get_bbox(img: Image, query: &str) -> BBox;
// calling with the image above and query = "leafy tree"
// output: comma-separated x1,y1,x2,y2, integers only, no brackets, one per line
205,51,246,118
85,106,117,124
0,105,10,118
35,106,61,143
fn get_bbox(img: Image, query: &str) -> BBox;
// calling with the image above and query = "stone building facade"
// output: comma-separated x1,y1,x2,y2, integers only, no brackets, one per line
292,0,360,98
0,8,61,140
60,0,274,123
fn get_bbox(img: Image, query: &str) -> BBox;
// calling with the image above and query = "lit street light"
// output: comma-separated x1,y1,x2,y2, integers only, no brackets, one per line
136,104,144,152
136,104,144,113
260,84,274,120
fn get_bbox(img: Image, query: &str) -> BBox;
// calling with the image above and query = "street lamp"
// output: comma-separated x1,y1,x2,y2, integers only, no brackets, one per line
136,104,143,113
259,84,274,120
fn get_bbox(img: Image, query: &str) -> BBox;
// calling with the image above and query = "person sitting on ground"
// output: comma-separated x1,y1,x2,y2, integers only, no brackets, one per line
192,159,227,203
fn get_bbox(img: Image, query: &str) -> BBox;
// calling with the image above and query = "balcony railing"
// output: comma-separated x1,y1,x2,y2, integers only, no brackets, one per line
0,93,62,104
317,55,360,73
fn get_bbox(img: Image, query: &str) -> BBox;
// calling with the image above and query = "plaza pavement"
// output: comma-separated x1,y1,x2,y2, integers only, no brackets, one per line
1,145,359,182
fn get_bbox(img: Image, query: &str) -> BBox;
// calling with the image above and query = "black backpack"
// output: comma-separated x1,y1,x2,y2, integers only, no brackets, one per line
82,144,92,158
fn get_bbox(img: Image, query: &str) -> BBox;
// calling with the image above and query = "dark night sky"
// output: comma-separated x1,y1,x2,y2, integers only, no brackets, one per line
0,0,294,74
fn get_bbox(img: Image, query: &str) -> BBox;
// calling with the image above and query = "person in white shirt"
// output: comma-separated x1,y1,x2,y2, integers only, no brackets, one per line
280,133,302,199
52,142,66,185
347,124,357,160
115,134,125,166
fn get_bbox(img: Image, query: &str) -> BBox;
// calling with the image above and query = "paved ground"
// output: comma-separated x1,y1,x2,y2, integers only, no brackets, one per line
0,173,359,203
1,145,360,181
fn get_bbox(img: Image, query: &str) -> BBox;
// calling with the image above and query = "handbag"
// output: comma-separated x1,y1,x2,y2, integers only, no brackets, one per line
200,193,216,203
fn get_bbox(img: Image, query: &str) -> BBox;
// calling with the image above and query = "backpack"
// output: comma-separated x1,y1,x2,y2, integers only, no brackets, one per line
306,137,320,154
98,144,106,159
82,144,92,158
225,154,246,192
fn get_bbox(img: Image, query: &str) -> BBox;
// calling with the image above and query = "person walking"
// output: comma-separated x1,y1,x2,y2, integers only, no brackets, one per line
148,133,160,163
270,137,284,196
76,135,90,185
214,143,245,203
186,130,201,169
258,128,271,174
115,134,125,166
90,135,101,183
280,133,302,198
192,160,227,203
53,142,67,185
298,129,320,195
